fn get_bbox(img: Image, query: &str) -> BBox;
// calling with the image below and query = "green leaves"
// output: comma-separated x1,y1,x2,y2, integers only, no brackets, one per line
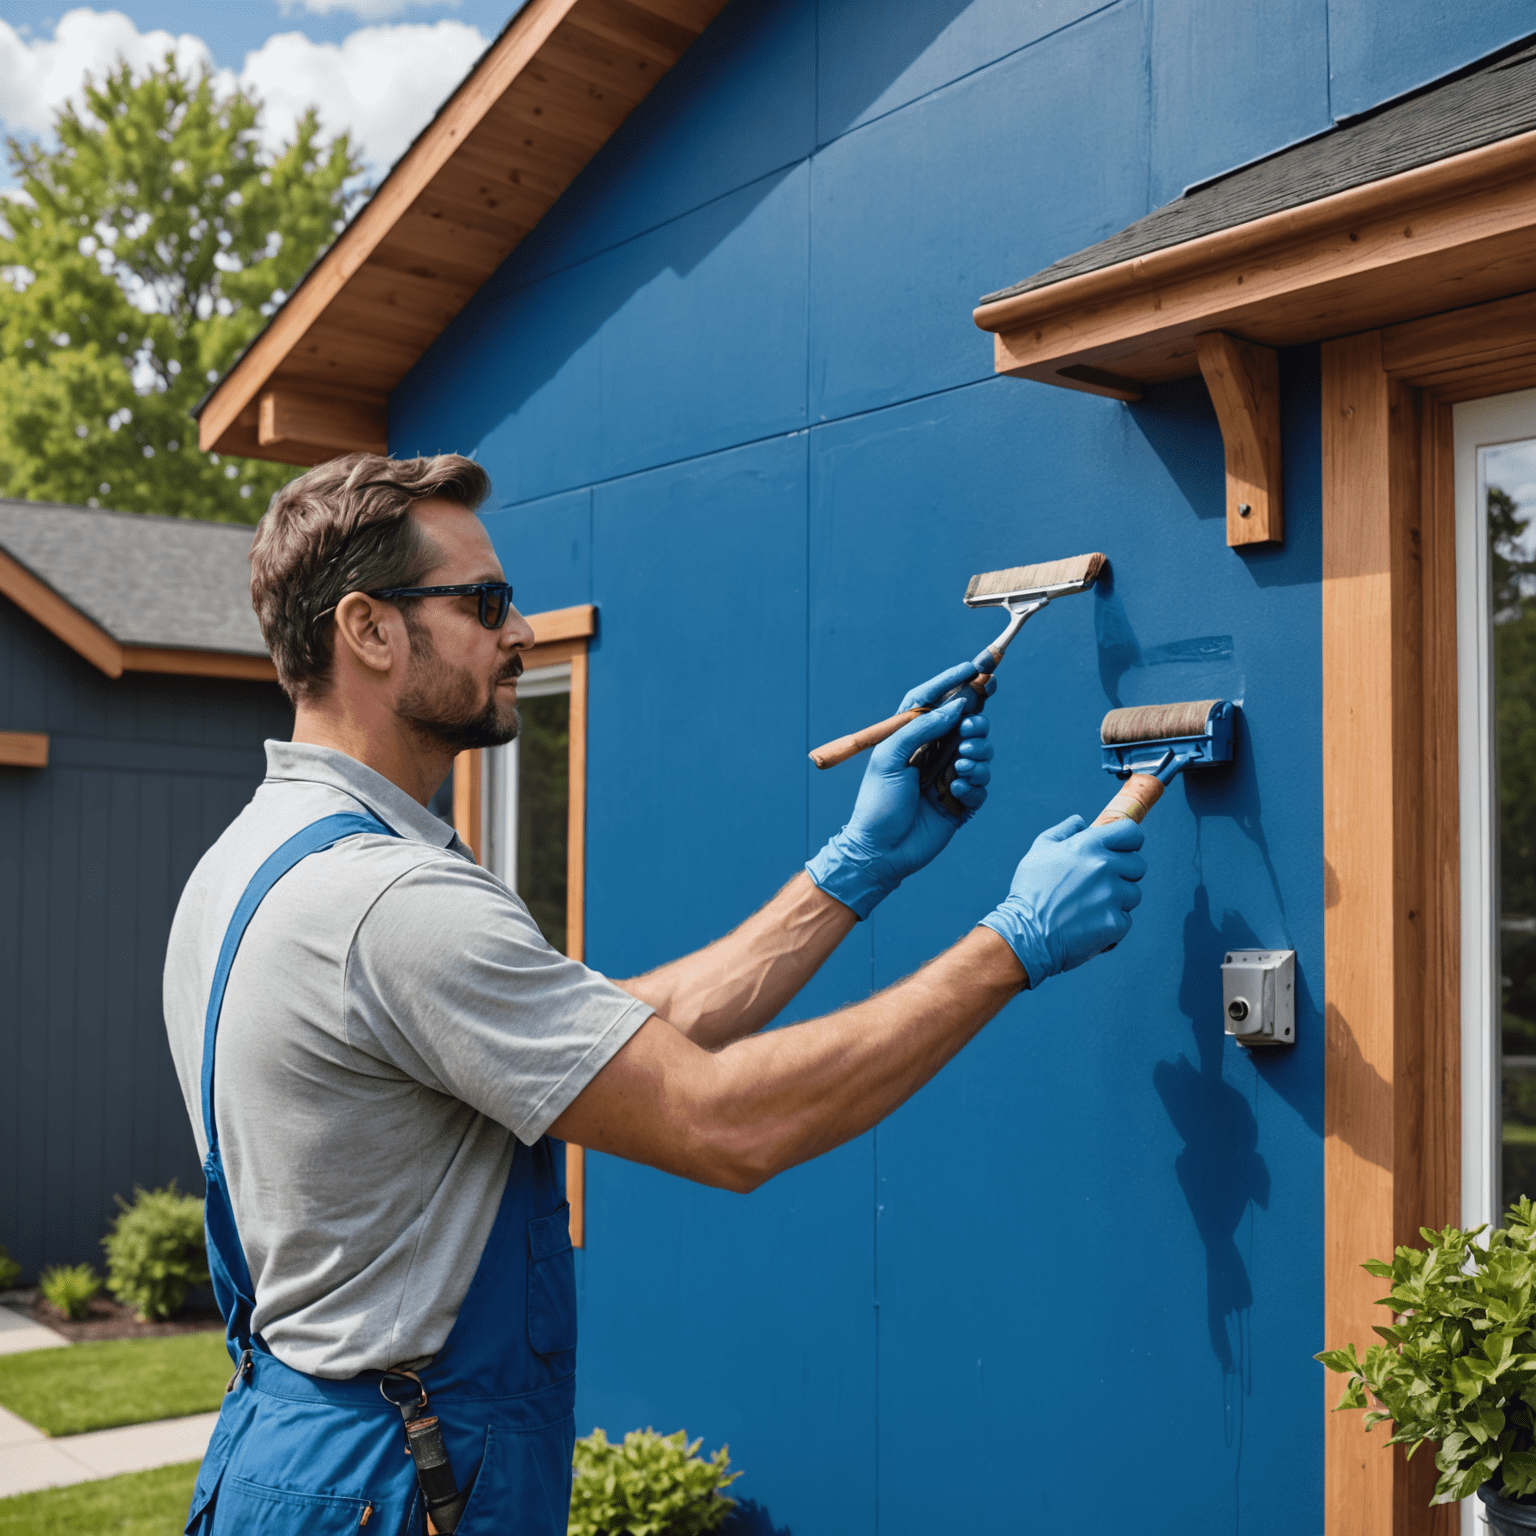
568,1428,742,1536
101,1183,207,1322
0,53,363,521
1317,1198,1536,1505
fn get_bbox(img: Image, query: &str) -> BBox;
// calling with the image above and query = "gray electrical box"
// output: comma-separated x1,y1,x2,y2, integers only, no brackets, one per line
1221,950,1295,1046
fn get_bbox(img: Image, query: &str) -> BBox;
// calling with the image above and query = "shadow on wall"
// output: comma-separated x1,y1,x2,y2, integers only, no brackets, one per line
723,1499,792,1536
1155,883,1272,1381
407,0,977,456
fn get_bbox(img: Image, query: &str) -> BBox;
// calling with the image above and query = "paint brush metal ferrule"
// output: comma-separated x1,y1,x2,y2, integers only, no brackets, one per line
973,596,1049,671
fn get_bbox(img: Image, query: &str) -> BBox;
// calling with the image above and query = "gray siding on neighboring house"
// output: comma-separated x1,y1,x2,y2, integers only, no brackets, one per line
0,596,290,1280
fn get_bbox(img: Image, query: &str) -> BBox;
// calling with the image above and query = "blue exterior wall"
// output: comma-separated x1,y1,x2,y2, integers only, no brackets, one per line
0,598,291,1281
390,4,1535,1530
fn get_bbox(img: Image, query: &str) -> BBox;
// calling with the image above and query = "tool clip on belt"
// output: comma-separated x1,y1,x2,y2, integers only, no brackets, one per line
381,1371,467,1534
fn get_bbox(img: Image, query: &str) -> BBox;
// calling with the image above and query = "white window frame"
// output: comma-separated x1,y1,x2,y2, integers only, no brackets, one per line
480,661,573,893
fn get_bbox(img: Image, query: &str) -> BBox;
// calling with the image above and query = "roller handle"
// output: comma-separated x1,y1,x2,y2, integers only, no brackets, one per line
1086,773,1165,953
809,673,991,771
1093,772,1165,826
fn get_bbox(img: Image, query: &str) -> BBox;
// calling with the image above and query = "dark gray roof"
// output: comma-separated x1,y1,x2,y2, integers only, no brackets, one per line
982,34,1536,306
0,499,266,656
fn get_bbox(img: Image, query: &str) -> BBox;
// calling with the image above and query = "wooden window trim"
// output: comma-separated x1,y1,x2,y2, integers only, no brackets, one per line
452,617,591,1246
1320,291,1536,1534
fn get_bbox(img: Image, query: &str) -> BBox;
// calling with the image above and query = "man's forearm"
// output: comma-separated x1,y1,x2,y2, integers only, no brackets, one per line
553,926,1026,1189
617,872,857,1049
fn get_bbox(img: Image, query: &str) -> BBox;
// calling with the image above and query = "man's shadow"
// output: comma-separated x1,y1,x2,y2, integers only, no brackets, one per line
1153,884,1271,1385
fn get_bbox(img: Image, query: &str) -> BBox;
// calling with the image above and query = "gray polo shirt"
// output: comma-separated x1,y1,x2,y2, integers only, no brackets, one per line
163,742,651,1378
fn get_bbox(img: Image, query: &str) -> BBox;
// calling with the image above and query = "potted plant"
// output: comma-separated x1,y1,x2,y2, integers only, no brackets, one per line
1318,1197,1536,1532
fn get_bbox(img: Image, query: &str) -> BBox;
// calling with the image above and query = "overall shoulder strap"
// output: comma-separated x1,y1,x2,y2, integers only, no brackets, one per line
200,810,398,1363
199,811,396,1155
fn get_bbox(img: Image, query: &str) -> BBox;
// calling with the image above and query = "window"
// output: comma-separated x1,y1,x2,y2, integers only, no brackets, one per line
1456,389,1536,1234
482,663,571,954
451,605,594,1244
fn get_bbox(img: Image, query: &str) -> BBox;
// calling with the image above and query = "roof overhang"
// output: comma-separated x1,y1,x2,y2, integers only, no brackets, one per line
972,126,1536,402
196,0,728,467
0,546,278,681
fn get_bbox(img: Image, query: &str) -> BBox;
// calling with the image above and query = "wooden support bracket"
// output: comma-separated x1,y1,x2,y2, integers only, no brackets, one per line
258,387,388,460
0,731,47,767
1196,331,1283,547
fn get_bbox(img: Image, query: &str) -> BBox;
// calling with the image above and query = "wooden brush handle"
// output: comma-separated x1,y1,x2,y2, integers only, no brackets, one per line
1094,773,1165,826
809,706,929,769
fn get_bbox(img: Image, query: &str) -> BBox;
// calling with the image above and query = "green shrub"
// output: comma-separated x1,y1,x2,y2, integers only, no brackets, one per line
39,1264,99,1321
568,1427,740,1536
1319,1196,1536,1503
101,1184,207,1322
0,1244,20,1291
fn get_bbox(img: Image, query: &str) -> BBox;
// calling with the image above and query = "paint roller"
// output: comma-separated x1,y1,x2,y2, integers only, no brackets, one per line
1094,699,1236,824
809,553,1107,813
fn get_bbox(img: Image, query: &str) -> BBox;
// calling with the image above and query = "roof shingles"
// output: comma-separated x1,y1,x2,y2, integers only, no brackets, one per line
0,500,266,657
982,36,1536,305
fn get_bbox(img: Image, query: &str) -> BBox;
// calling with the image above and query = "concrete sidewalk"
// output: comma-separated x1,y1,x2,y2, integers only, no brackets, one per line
0,1303,69,1356
0,1400,216,1498
0,1301,215,1499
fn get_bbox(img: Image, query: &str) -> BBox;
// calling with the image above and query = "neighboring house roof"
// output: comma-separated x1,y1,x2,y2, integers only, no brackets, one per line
195,0,729,467
983,34,1536,307
0,500,275,682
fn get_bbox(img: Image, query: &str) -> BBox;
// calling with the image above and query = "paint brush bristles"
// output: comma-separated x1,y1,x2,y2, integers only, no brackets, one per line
964,552,1106,606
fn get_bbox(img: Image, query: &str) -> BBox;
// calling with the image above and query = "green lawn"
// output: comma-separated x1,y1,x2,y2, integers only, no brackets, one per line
0,1461,199,1535
0,1333,230,1436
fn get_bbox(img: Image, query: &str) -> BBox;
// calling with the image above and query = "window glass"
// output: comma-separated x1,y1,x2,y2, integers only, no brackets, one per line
482,663,571,955
1486,437,1536,1209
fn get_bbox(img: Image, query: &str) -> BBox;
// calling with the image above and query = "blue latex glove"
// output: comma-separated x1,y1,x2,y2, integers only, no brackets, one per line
806,661,996,919
979,814,1147,988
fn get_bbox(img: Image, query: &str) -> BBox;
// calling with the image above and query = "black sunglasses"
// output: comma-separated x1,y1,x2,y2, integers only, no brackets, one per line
366,582,515,630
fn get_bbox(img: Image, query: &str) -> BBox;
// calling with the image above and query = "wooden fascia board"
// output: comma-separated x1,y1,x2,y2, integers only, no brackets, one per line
0,547,278,680
197,0,583,455
120,647,278,682
0,547,123,676
974,126,1536,395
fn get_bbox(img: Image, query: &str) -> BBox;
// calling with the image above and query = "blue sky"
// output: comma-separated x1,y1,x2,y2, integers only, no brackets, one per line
0,2,528,187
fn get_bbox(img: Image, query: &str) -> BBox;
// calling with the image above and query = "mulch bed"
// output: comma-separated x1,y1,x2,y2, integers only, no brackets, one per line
0,1289,222,1343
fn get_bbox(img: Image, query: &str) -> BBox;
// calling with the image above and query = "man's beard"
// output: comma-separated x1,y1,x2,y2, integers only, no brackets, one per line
396,610,521,753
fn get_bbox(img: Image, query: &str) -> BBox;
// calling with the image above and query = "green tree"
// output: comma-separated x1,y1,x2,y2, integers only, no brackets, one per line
0,56,363,522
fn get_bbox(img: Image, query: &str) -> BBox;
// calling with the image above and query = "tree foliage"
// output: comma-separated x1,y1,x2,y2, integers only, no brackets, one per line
0,56,362,522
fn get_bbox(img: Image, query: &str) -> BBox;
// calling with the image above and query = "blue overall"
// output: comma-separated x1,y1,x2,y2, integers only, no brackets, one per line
185,813,578,1535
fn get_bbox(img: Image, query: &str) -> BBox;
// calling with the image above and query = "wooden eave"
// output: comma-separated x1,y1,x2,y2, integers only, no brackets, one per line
197,0,729,468
972,126,1536,401
0,547,277,682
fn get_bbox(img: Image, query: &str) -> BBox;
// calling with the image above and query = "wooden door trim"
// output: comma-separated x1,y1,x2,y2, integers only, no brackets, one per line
1320,309,1501,1533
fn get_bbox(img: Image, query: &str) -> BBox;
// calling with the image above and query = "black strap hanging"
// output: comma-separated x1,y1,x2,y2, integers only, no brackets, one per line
381,1371,468,1534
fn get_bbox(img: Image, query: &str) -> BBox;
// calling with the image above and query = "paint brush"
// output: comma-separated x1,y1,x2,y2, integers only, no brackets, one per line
808,554,1107,788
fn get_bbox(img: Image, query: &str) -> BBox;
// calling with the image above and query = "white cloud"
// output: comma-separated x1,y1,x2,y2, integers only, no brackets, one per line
240,20,487,172
279,0,461,18
0,9,488,180
0,7,224,139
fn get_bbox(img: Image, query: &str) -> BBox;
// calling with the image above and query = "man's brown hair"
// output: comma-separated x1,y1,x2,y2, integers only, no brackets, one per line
250,452,491,701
